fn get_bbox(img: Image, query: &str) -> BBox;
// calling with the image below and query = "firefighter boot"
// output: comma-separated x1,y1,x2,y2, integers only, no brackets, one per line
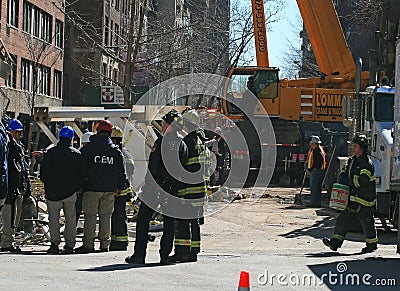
361,243,377,254
322,237,341,251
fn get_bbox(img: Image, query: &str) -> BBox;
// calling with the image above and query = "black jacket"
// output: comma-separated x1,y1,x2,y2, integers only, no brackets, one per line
81,134,126,192
6,136,31,204
339,153,376,206
143,131,188,196
40,138,83,201
0,123,8,200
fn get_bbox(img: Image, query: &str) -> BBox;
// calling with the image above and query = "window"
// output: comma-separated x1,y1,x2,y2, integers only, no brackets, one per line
7,0,19,27
115,0,120,11
6,55,17,89
23,2,53,42
113,68,118,83
55,20,63,48
102,63,107,85
114,24,119,45
110,20,113,46
21,58,50,95
53,70,62,98
104,16,109,46
23,1,32,33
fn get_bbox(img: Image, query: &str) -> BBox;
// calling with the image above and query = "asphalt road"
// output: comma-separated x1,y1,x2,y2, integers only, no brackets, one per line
1,187,399,290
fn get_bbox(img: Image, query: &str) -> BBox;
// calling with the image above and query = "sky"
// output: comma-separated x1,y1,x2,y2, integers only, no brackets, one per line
248,0,302,74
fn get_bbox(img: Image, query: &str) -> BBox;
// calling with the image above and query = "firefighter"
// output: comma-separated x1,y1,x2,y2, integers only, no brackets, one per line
323,133,378,253
125,110,187,264
109,126,134,251
169,109,210,263
1,119,31,252
306,135,326,207
76,120,127,253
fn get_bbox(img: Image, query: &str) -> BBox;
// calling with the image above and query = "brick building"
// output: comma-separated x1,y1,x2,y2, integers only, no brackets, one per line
0,0,64,116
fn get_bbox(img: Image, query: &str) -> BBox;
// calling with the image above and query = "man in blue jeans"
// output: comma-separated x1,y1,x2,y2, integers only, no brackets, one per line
306,136,326,207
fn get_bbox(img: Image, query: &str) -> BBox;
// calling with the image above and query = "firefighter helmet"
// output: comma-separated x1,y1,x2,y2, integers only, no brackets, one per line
111,126,123,138
60,126,74,139
162,110,184,130
351,133,368,150
8,119,23,131
182,109,200,127
96,120,113,133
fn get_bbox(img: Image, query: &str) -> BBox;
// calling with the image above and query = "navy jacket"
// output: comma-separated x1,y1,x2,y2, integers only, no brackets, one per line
81,134,126,192
41,138,83,201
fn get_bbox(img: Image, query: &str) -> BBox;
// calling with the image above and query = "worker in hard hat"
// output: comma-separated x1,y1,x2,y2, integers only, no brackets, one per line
109,126,134,251
323,133,378,254
306,135,326,207
1,119,31,253
76,120,127,253
169,109,210,263
125,110,188,264
40,126,83,254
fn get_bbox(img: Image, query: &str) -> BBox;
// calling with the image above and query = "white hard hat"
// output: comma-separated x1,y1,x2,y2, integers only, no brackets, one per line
215,127,222,133
310,135,321,144
82,132,94,143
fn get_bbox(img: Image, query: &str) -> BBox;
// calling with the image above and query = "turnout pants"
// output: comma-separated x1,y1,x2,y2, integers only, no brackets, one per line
0,196,23,248
174,205,202,255
330,204,378,248
110,195,129,248
47,194,77,249
132,194,159,260
82,191,115,249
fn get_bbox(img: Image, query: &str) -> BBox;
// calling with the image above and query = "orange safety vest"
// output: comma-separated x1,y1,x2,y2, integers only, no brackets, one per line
307,146,326,170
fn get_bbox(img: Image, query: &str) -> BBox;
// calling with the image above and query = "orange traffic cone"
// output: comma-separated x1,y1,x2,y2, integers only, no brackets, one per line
238,271,250,291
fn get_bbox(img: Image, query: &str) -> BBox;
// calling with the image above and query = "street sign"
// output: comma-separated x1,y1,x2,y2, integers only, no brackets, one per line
101,86,124,105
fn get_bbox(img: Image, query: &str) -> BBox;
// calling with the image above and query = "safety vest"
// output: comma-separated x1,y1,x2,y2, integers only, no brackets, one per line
307,146,326,170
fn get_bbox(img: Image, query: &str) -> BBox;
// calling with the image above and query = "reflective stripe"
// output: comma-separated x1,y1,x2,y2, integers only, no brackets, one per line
111,235,128,242
353,175,360,187
191,240,201,248
178,186,207,196
366,237,378,244
332,234,345,241
174,239,191,246
306,147,326,170
349,196,376,207
359,169,372,179
118,187,133,196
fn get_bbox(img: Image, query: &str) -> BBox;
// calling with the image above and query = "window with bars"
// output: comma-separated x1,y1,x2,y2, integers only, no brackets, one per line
104,16,109,46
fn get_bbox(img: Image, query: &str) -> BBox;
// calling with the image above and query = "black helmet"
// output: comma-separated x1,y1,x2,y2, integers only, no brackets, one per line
162,110,184,130
351,133,368,151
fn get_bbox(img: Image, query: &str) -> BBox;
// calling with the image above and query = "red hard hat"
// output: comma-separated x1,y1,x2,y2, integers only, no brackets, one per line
96,120,113,133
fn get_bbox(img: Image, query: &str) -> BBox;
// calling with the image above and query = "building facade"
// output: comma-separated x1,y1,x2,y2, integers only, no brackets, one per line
0,0,65,116
63,0,148,106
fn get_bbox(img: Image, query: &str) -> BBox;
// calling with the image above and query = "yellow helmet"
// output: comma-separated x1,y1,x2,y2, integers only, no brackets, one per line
111,126,123,138
182,109,200,126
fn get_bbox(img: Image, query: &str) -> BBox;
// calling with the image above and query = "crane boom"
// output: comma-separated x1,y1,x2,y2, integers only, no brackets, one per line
296,0,355,76
251,0,269,67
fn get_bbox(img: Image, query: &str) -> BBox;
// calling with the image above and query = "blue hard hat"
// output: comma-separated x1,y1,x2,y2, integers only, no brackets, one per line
60,126,74,139
8,119,23,131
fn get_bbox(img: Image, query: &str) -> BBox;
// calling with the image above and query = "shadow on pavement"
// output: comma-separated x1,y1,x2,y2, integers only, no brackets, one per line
305,251,363,258
307,257,400,290
79,262,173,271
279,208,398,246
